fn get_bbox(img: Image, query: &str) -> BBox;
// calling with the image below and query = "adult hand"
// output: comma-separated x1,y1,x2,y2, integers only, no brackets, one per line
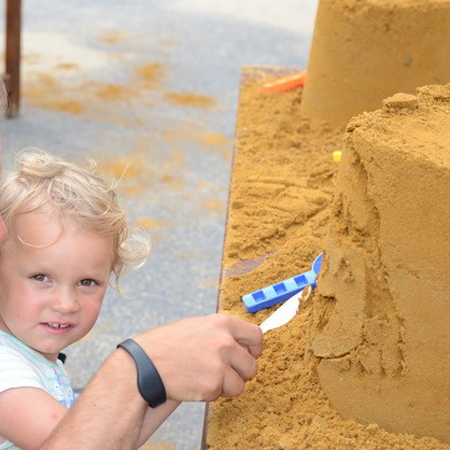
133,314,263,402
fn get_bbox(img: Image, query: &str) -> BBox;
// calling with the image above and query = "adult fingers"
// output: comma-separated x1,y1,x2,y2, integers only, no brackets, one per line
222,367,245,397
227,342,259,382
225,315,263,359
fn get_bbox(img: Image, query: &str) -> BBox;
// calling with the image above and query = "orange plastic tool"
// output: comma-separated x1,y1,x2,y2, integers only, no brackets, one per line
261,71,307,94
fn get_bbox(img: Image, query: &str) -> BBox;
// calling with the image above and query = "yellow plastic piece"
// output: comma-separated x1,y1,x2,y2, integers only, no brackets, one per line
332,150,342,162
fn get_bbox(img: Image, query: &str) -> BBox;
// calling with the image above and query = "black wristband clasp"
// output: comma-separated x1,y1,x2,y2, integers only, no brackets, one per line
117,338,167,408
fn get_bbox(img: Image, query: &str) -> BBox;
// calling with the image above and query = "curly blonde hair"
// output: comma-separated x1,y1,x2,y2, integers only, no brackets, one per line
0,149,149,290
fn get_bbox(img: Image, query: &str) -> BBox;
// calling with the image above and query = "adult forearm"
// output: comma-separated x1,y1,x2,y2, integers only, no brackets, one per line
39,314,263,449
40,350,148,450
136,400,179,447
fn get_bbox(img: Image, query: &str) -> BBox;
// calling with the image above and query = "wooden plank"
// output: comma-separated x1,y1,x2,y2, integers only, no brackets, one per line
5,0,22,117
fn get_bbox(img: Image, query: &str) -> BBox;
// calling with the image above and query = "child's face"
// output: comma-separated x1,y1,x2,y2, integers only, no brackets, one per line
0,211,114,362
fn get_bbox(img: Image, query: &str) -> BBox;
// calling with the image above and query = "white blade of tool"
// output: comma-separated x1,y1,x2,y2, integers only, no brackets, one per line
259,286,311,334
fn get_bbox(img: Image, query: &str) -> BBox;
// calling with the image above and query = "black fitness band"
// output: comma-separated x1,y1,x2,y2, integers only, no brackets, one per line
117,338,167,408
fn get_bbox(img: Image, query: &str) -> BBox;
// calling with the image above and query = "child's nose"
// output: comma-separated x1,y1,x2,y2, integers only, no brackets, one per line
50,288,80,314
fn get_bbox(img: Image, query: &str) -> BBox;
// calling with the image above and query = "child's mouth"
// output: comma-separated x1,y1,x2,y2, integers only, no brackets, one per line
42,322,73,333
47,323,71,329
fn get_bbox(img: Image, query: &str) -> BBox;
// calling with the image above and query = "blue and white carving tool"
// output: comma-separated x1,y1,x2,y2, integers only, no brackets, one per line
259,285,312,334
242,253,323,313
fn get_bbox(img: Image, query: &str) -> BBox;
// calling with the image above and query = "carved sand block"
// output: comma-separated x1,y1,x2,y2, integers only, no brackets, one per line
301,0,450,127
312,84,450,442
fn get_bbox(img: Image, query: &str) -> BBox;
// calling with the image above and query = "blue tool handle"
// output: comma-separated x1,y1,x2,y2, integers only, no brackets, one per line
241,253,323,313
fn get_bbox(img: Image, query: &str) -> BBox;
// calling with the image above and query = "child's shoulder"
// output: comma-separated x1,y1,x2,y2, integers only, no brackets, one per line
0,331,33,365
0,331,48,394
0,331,43,369
0,330,23,354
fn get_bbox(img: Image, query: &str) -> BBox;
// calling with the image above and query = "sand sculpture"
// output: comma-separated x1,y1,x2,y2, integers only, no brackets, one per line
312,84,450,442
208,1,450,447
207,73,450,450
300,0,450,126
303,0,450,442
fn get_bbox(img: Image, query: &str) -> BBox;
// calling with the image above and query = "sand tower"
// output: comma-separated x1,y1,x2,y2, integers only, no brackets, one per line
300,0,450,127
311,84,450,442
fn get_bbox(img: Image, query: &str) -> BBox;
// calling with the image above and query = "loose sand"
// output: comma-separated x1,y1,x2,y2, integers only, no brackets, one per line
205,69,450,449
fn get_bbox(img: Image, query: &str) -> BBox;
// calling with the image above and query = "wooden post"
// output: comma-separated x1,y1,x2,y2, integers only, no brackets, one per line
5,0,21,118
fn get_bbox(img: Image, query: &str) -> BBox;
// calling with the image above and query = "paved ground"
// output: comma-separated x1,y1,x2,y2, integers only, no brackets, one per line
0,1,317,448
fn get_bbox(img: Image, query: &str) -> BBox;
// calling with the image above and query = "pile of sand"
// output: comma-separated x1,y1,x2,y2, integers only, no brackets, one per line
208,0,450,445
206,72,450,449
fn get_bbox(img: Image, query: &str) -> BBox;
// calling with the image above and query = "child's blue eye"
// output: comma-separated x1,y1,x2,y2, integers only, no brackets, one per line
31,274,49,282
79,279,98,287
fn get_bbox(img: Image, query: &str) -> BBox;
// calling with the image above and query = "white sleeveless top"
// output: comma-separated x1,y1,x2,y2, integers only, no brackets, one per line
0,329,74,449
